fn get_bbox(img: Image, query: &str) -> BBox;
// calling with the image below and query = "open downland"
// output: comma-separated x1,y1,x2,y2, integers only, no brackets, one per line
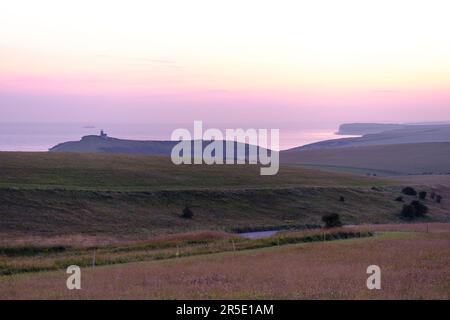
1,153,449,299
0,152,383,191
1,223,449,299
1,152,450,241
2,186,450,240
281,142,450,176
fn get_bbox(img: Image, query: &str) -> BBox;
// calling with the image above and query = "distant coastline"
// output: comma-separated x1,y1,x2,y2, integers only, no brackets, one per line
0,123,345,152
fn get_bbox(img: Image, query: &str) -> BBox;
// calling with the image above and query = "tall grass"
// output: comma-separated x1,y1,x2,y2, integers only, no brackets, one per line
0,229,373,276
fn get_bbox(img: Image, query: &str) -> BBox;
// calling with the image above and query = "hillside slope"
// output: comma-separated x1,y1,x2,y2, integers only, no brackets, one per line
281,142,450,175
49,135,176,155
291,125,450,151
0,152,380,191
49,135,270,161
1,152,449,239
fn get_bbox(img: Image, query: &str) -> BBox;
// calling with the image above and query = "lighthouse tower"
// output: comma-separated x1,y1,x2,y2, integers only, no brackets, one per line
100,130,108,140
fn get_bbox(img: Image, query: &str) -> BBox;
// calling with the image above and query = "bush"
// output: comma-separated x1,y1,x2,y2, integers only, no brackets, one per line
411,200,428,216
430,192,436,200
418,191,427,200
181,206,193,219
322,213,342,228
436,195,442,204
402,187,417,196
339,196,345,202
395,196,404,202
401,200,428,219
401,204,416,218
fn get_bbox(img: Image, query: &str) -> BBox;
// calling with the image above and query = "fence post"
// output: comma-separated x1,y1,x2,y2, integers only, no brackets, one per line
92,248,96,267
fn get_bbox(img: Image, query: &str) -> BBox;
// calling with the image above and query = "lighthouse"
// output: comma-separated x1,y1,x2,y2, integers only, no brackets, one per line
100,130,108,140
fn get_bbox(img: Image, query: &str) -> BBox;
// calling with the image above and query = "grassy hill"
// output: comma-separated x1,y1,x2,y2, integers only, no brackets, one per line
49,135,176,155
1,152,449,240
281,142,450,176
0,152,384,191
292,124,450,151
48,135,271,161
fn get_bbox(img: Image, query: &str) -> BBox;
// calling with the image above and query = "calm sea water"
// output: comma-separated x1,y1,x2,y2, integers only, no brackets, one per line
0,122,354,152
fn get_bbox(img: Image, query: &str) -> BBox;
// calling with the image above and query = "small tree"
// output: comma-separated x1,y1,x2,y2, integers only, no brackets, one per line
339,196,345,202
401,200,428,219
418,191,427,200
401,204,415,218
395,196,404,202
430,192,436,200
436,195,442,204
181,206,193,219
411,200,428,216
402,187,417,196
322,213,342,228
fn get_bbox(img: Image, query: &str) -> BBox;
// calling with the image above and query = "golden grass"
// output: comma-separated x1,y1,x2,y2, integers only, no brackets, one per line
0,231,231,248
0,229,372,276
1,223,449,299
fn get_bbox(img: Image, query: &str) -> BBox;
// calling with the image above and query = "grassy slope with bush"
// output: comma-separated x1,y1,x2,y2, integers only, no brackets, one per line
0,152,449,240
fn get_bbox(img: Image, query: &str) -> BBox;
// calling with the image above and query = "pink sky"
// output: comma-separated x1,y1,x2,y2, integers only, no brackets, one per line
1,0,450,127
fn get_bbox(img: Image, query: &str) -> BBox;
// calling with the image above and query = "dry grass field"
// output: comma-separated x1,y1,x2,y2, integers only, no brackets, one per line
1,223,449,299
1,152,449,299
281,142,450,176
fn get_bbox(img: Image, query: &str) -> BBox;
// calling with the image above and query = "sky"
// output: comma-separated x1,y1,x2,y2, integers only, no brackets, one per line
1,0,450,128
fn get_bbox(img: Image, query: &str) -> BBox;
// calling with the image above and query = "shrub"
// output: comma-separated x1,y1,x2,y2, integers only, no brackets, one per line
436,195,442,204
401,204,415,218
322,213,342,228
418,191,427,200
395,196,404,202
181,206,193,219
339,196,345,202
401,200,428,219
411,200,428,216
430,192,436,200
402,187,417,196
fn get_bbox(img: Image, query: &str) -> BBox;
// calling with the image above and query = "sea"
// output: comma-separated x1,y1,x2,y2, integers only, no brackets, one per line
0,122,356,152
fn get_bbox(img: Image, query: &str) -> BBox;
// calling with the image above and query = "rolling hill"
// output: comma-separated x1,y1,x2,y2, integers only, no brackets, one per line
49,135,177,155
293,124,450,151
281,142,450,175
49,134,270,161
3,152,449,240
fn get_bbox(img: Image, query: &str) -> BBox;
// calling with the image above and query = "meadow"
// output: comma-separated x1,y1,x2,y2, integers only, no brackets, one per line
0,152,386,191
0,152,449,299
1,223,448,299
281,142,450,176
1,152,449,241
0,229,374,276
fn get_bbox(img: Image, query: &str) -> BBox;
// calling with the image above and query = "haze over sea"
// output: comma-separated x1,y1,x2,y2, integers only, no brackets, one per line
0,122,357,152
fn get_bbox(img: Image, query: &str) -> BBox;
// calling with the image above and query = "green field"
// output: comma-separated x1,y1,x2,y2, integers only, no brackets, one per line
1,152,449,240
1,152,449,299
0,152,386,191
281,142,450,176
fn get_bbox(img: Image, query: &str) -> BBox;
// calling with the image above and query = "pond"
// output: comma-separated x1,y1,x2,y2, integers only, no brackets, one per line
238,230,279,239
